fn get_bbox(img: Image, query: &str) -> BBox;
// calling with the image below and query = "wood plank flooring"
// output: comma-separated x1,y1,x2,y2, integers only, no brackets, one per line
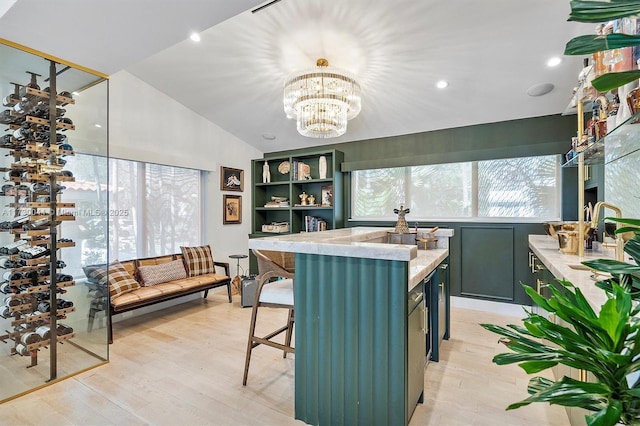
0,290,570,425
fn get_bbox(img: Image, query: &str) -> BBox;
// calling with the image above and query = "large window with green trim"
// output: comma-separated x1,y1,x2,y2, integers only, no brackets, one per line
351,154,561,222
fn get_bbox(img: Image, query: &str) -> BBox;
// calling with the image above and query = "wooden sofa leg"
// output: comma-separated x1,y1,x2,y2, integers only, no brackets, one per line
203,289,209,298
87,307,98,333
227,282,232,303
108,310,113,344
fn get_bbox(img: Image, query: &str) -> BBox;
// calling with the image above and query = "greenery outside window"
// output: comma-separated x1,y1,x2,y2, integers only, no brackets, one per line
62,155,204,277
351,154,561,222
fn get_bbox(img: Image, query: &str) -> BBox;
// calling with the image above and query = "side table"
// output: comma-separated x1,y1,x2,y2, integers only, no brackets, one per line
229,254,248,278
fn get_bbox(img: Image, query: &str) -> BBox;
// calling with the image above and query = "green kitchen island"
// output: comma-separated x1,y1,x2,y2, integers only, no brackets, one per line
248,227,453,426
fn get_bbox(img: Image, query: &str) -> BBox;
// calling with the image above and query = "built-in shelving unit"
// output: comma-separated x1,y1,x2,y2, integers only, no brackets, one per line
251,149,344,236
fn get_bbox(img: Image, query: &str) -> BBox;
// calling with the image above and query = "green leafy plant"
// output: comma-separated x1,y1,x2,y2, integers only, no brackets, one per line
481,218,640,426
565,1,640,92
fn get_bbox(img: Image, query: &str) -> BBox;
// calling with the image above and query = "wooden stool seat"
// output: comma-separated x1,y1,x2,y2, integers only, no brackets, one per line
242,250,295,386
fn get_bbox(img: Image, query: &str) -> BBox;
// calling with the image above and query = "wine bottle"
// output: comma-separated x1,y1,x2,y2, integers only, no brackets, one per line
0,304,11,318
0,282,18,294
35,325,50,339
58,299,74,309
56,324,73,336
4,296,21,307
2,83,21,107
12,97,34,115
0,110,13,125
12,124,32,141
37,301,50,312
0,134,13,147
15,343,30,356
21,332,41,345
19,72,41,100
56,273,73,282
3,270,23,281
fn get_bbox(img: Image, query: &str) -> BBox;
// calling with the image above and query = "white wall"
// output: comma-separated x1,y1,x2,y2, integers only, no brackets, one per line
109,70,262,277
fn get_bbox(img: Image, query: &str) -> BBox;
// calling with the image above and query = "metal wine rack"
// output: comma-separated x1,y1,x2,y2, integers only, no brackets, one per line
0,61,77,377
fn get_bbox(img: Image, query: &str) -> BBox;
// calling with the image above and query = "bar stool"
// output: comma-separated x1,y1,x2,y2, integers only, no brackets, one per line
242,249,295,386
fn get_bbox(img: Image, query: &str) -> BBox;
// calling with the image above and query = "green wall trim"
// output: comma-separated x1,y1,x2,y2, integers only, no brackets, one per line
294,253,410,426
267,114,576,171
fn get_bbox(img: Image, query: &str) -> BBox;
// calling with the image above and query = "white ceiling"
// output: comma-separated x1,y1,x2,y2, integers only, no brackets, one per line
0,0,592,153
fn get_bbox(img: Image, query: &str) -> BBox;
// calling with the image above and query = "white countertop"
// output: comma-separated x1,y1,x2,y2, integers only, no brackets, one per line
528,235,616,309
249,227,452,289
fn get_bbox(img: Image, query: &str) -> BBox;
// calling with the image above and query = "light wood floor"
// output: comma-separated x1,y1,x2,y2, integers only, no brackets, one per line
0,290,570,425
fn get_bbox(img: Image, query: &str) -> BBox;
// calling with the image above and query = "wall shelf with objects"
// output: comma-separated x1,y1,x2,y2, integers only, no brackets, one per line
251,149,344,236
250,150,344,274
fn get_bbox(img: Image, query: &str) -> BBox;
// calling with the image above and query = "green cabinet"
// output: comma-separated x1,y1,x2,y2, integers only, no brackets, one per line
407,280,425,419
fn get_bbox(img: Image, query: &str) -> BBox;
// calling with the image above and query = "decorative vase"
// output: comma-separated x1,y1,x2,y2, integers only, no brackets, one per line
262,161,270,183
318,156,327,179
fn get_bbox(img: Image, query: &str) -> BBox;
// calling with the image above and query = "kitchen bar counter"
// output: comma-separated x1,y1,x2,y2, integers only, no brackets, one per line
250,226,452,291
248,227,453,426
528,235,616,309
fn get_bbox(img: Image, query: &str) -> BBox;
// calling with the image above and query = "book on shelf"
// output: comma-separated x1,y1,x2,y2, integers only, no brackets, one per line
292,160,311,181
304,215,327,232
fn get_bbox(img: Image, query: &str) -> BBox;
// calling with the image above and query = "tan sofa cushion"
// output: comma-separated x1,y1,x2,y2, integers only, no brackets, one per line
111,273,229,311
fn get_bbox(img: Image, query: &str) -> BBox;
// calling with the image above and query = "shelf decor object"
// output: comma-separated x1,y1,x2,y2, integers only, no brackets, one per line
283,58,361,138
220,166,244,192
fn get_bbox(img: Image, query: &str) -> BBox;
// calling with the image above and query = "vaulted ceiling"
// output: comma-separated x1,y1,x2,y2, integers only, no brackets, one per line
0,0,592,153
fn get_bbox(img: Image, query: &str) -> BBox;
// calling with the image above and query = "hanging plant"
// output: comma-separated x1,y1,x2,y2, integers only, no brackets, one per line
566,0,640,92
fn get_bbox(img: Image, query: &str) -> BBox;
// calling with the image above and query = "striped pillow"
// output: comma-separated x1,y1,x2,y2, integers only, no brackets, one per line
138,260,187,286
107,261,140,297
181,245,215,277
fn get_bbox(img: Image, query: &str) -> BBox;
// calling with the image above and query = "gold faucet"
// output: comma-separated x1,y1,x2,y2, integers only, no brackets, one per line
591,201,624,261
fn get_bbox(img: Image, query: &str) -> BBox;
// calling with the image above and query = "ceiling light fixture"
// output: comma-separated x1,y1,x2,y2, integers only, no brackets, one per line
283,58,361,138
190,32,201,42
436,80,449,89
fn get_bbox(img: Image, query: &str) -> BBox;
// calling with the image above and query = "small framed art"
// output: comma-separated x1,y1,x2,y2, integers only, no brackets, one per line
223,195,242,224
220,167,244,192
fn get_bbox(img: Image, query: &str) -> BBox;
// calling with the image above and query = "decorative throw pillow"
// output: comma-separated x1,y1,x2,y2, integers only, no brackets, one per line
107,261,140,297
138,260,187,286
83,264,108,284
180,245,215,277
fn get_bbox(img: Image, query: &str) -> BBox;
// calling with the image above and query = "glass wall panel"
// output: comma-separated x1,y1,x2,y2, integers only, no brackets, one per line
0,40,108,403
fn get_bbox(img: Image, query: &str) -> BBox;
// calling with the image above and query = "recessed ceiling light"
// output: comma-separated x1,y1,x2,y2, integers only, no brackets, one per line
436,80,449,89
190,32,201,42
262,133,276,140
547,57,562,67
71,91,80,96
94,124,102,128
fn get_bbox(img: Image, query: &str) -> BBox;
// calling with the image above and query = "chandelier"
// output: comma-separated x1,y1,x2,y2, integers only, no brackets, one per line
283,58,361,138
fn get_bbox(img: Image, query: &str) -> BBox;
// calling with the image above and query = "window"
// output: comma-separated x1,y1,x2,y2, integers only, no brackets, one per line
62,155,204,277
351,155,560,222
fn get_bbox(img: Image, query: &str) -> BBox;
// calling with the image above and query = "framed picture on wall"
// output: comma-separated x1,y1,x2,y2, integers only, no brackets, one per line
223,194,242,224
220,167,244,192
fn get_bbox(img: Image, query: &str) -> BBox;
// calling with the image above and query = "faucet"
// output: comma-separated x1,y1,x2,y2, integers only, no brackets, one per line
591,201,624,261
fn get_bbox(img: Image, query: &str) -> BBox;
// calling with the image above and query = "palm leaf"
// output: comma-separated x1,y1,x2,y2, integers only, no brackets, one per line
569,0,640,23
565,33,640,55
592,70,640,92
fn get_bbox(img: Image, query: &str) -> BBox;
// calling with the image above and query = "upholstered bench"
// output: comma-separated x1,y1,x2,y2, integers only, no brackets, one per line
85,245,231,342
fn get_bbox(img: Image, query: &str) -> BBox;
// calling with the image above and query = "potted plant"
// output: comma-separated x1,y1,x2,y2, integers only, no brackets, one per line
480,218,640,426
565,1,640,92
